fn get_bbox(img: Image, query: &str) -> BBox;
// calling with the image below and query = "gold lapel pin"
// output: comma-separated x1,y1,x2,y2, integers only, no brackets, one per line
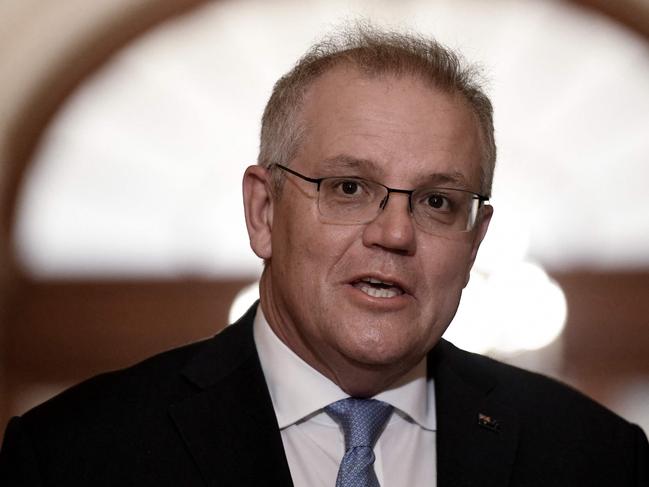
478,412,501,432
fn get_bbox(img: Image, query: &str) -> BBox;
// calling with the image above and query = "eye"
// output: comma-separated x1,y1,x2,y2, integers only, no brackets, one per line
323,177,376,204
329,178,367,197
426,193,451,211
341,180,360,195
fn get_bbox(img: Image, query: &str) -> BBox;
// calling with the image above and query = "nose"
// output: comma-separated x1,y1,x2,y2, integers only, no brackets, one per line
362,191,416,255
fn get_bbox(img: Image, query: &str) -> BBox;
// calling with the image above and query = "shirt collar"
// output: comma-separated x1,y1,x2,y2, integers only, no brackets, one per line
253,307,436,431
374,355,436,430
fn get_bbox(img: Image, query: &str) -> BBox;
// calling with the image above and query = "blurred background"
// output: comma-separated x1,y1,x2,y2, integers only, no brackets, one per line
1,0,648,435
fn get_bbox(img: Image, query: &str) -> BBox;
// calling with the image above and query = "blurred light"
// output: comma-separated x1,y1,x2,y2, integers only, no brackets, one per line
611,379,649,436
229,281,260,324
445,261,567,354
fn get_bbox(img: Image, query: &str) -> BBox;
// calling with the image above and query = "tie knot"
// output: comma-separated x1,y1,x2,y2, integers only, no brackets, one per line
325,398,393,449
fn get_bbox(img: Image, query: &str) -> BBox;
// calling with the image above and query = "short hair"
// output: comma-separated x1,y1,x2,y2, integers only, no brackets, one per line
258,24,496,196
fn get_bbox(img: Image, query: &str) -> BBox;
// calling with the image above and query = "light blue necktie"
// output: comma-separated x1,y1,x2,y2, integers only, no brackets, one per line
325,398,394,487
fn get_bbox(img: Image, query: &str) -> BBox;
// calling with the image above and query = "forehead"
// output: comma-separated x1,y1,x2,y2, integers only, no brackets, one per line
297,66,484,189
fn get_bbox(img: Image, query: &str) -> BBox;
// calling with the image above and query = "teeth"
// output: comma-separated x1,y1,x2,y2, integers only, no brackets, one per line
363,277,395,286
356,283,402,298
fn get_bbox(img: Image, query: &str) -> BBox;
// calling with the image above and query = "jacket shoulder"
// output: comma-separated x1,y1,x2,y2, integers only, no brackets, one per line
439,340,633,427
433,340,649,484
1,316,258,485
20,307,258,428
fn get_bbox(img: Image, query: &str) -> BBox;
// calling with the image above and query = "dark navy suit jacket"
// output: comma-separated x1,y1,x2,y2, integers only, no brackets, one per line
1,303,648,486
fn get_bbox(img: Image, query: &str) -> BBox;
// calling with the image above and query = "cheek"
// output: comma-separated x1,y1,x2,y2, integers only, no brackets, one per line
420,237,474,281
416,238,475,319
273,213,357,292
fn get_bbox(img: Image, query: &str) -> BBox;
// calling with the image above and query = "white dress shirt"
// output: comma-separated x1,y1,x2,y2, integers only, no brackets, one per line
253,308,437,487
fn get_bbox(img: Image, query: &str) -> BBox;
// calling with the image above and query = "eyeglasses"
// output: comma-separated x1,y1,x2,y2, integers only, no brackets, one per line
272,164,489,234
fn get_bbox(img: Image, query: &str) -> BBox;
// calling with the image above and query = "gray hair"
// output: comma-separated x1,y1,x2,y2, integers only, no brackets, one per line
258,25,496,196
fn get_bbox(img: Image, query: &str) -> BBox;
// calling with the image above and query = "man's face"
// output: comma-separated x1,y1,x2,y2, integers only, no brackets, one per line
245,66,492,393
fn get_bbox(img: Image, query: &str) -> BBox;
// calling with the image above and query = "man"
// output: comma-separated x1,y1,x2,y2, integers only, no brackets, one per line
1,26,647,486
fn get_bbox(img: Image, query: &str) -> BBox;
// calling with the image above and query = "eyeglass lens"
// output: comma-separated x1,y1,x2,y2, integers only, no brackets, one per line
317,177,480,233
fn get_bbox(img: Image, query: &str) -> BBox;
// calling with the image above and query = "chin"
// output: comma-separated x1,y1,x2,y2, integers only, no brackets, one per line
342,338,419,369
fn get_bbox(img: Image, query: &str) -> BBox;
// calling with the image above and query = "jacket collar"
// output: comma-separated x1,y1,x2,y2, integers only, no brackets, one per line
169,303,294,487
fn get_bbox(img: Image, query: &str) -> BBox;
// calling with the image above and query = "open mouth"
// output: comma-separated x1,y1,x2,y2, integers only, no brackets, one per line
352,277,405,298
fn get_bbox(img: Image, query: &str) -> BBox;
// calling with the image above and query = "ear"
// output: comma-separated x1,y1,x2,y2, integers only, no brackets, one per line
242,165,274,260
463,204,493,287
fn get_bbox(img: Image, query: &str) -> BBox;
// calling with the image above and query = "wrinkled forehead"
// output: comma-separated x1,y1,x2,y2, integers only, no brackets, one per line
317,154,476,190
296,67,486,190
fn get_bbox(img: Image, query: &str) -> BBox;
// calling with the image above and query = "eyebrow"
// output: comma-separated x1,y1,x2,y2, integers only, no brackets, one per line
321,155,379,174
424,171,469,188
320,154,471,189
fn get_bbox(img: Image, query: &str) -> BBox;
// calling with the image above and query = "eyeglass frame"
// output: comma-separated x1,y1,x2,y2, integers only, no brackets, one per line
271,163,490,232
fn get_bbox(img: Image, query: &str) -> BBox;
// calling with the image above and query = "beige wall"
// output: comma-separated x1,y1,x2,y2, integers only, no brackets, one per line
0,0,141,178
0,0,154,290
0,0,208,430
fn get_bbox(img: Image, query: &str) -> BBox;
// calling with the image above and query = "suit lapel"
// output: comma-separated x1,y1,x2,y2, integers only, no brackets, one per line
432,340,520,487
169,305,294,487
166,306,519,487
